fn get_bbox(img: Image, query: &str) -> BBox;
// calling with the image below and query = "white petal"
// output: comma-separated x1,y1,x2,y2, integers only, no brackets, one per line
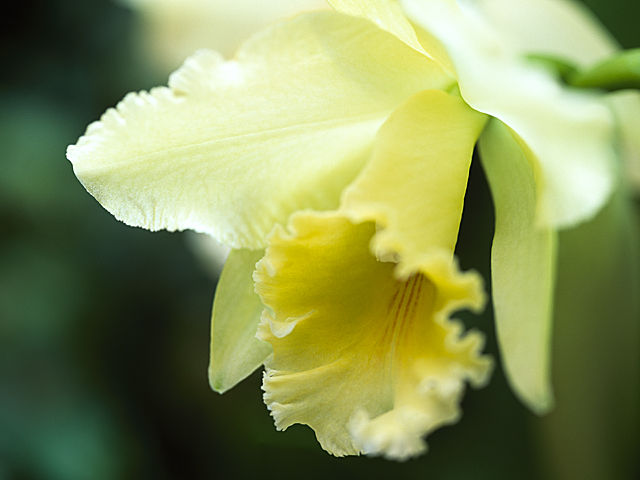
402,0,617,228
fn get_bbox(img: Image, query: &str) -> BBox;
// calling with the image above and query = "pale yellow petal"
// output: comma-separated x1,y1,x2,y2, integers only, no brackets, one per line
402,0,617,228
254,211,492,459
67,12,450,249
478,119,557,414
209,249,271,393
341,90,487,268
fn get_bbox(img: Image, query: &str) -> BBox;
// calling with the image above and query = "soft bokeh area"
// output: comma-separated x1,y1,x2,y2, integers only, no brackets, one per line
1,0,638,479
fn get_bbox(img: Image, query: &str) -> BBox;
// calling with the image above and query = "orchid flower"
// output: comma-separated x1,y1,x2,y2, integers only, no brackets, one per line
67,0,637,460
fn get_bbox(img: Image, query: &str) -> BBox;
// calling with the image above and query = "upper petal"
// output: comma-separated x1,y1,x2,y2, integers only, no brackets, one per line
327,0,456,73
326,0,425,54
67,11,449,249
401,0,617,228
341,89,487,269
254,211,492,459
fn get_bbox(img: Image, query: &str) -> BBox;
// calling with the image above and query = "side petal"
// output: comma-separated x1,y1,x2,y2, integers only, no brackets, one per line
401,0,617,229
67,11,450,249
459,0,618,67
326,0,425,54
478,119,556,414
341,89,487,269
208,248,271,393
254,211,492,460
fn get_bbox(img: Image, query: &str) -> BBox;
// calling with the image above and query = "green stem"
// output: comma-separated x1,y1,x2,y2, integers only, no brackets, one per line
567,48,640,91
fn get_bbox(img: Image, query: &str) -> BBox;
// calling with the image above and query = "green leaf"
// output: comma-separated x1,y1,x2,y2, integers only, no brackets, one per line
538,189,640,480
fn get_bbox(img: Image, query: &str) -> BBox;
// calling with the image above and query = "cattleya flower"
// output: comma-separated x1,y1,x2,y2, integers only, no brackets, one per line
67,0,637,461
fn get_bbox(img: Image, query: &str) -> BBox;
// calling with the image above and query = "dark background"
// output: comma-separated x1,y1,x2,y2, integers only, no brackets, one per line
1,1,638,479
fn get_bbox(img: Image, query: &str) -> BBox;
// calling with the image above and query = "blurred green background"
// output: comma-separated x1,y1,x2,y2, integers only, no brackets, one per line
0,1,638,479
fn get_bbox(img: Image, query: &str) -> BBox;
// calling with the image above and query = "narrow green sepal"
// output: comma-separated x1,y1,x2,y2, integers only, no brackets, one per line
208,248,272,394
478,119,557,414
